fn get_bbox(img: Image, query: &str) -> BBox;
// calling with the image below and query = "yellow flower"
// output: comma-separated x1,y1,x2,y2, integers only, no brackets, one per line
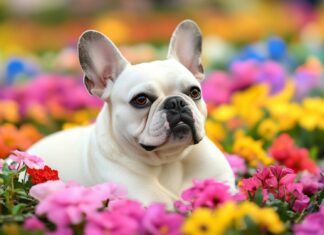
205,120,226,143
71,110,93,125
231,85,269,127
267,102,301,131
257,208,285,234
210,105,237,122
266,80,295,107
182,208,219,235
258,118,279,140
299,97,324,130
93,18,130,44
234,202,285,234
233,135,273,166
299,114,318,131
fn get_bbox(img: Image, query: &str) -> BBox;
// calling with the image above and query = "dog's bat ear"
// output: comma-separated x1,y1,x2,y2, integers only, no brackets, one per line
167,20,204,81
78,30,130,98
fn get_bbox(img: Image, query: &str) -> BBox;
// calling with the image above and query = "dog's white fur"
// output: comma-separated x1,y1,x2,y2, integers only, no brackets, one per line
28,20,235,206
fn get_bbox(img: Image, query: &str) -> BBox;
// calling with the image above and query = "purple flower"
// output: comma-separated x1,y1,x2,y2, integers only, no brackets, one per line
294,66,320,100
226,154,247,176
255,61,286,94
9,150,45,170
300,173,324,196
141,203,183,235
294,204,324,235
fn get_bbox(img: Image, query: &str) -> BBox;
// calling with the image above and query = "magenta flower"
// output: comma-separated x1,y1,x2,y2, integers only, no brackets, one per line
9,150,45,170
240,166,310,212
24,216,45,231
141,203,184,235
294,204,324,235
300,173,324,196
174,179,238,213
230,59,259,91
202,72,232,104
226,154,247,176
286,183,310,213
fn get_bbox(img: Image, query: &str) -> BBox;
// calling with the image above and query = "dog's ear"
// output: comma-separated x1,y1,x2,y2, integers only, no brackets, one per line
167,20,204,81
78,30,129,98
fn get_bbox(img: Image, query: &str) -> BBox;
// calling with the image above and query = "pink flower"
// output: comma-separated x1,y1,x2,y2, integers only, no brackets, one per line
174,179,238,213
141,203,183,235
294,204,324,235
29,180,68,201
286,183,310,213
34,182,127,228
109,200,145,221
202,72,232,104
90,182,128,202
300,173,324,196
46,227,73,235
226,154,247,176
240,166,310,212
24,216,45,231
9,150,45,170
85,199,144,235
85,211,139,235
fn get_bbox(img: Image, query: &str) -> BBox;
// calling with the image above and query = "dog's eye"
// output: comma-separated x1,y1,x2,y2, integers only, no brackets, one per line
189,87,201,100
130,94,151,108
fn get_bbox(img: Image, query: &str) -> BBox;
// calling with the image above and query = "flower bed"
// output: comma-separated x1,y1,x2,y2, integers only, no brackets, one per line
1,35,324,234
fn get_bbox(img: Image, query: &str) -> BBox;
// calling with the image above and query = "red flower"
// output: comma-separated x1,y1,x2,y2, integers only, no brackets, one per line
27,165,59,184
269,134,318,174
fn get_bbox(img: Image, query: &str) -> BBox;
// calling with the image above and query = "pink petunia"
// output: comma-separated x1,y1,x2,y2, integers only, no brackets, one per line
9,150,45,170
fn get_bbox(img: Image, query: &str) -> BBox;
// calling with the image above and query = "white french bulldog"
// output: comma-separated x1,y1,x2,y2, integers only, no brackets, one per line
28,20,235,206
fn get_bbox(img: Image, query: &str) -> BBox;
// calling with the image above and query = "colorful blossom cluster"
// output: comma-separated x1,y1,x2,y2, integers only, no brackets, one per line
1,10,324,232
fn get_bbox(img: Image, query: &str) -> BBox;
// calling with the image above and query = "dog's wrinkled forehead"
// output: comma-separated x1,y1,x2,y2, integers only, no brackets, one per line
113,60,201,99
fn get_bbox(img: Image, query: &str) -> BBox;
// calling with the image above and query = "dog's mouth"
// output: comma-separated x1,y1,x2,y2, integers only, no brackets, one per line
140,117,201,152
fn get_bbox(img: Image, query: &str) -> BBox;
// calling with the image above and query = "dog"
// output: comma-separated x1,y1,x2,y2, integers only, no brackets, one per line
28,20,235,206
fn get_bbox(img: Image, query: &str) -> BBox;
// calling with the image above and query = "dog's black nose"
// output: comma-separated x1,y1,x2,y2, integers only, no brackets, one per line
163,96,188,112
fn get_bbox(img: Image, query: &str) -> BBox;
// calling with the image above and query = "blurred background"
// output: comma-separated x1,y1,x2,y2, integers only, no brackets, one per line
0,0,323,164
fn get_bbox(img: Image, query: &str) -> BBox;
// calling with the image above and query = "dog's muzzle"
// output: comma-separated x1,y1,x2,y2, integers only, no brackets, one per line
140,96,201,152
163,96,200,144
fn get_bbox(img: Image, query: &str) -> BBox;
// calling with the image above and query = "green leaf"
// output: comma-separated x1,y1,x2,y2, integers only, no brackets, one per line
254,188,264,206
12,204,26,215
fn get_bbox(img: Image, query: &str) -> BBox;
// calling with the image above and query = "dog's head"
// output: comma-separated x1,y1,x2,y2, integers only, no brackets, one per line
78,20,207,162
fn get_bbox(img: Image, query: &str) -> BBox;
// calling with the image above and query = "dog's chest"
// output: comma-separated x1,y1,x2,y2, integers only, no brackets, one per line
157,162,187,194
